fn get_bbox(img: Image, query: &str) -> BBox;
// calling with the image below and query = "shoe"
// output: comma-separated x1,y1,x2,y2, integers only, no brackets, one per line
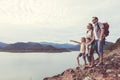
96,62,104,66
88,65,94,68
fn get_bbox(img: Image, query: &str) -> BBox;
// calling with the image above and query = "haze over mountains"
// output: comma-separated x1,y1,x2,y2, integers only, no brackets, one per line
0,42,80,52
0,41,113,53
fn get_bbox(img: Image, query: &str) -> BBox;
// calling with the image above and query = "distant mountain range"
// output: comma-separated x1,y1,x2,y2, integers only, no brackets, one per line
104,41,114,50
0,42,70,53
40,42,80,51
0,41,113,53
40,41,114,50
0,42,8,47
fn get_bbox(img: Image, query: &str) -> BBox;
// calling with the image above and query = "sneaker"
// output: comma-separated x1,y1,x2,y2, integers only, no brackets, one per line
96,62,104,66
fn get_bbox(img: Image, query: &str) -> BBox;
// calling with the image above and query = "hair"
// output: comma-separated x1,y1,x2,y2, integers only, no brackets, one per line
88,23,92,27
81,37,86,42
87,23,93,33
92,16,98,20
88,23,93,30
86,37,91,41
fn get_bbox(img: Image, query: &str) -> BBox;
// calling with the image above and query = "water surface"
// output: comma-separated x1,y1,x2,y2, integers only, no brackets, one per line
0,51,98,80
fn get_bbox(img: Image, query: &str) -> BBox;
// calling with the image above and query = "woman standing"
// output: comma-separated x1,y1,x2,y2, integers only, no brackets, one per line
86,23,95,67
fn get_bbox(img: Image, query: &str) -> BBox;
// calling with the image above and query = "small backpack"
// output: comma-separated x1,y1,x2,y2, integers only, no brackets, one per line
103,22,109,37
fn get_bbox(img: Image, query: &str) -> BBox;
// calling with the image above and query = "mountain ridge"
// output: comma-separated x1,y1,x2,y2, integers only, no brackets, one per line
0,41,113,52
0,42,69,53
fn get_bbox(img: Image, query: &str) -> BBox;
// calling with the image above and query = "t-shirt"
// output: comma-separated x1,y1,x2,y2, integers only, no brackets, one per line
80,43,86,53
86,30,93,39
93,22,104,40
86,43,91,54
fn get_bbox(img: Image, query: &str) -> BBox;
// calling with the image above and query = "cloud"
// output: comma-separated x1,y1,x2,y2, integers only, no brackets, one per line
0,0,120,43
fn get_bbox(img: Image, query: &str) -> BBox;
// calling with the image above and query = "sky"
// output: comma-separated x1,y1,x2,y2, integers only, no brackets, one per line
0,0,120,43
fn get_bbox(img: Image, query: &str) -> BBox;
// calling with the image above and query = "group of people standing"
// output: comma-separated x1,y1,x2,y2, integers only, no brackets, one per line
70,17,105,68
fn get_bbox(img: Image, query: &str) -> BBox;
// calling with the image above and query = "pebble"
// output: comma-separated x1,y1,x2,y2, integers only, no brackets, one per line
83,76,93,80
118,74,120,77
111,58,114,61
106,69,113,73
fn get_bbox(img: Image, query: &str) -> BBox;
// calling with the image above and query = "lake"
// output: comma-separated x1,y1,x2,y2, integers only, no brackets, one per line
0,51,98,80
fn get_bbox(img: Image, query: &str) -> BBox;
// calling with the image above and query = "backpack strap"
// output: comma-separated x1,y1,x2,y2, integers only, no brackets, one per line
97,23,100,32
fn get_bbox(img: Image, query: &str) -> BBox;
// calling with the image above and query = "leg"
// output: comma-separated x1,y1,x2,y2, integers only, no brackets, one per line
99,54,103,63
77,56,80,66
98,40,104,63
91,55,94,66
94,40,100,59
90,48,94,66
77,53,82,66
87,55,91,66
83,54,87,66
96,47,100,58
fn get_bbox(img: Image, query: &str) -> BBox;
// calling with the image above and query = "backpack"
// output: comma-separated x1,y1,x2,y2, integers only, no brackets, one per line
97,22,110,37
103,22,109,37
97,22,109,45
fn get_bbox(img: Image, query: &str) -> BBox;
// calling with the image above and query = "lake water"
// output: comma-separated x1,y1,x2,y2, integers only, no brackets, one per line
0,51,98,80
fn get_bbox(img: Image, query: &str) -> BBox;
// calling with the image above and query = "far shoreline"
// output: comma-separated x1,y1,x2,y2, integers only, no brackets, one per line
0,50,72,53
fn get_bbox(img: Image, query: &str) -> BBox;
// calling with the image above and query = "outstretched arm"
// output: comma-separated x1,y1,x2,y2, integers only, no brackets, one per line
70,40,81,44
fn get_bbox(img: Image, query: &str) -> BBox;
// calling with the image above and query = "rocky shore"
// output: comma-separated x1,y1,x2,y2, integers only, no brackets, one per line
44,38,120,80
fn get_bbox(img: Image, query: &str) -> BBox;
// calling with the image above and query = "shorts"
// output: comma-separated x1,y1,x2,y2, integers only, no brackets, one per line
78,53,86,59
91,40,95,50
94,40,104,55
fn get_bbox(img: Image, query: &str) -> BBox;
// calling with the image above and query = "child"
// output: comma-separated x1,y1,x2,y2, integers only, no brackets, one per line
86,37,93,67
70,37,86,67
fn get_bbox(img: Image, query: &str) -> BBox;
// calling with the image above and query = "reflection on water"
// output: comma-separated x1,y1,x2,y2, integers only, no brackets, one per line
0,52,98,80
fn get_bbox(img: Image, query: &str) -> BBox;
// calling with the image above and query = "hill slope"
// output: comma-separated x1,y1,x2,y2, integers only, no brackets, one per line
44,38,120,80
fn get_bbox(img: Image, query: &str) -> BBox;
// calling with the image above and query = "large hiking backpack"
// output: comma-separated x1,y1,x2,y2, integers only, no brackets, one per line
97,22,110,45
97,22,110,37
103,22,109,37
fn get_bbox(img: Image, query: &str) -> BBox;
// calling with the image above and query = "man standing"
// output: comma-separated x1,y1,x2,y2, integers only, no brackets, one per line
92,17,105,66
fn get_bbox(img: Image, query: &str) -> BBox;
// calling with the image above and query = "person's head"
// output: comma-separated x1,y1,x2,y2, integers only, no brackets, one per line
87,23,93,30
86,37,91,43
81,37,86,43
92,17,98,24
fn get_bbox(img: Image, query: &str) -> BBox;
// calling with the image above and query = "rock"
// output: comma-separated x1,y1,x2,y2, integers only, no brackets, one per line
44,38,120,80
105,77,115,80
106,69,113,73
93,74,104,80
111,38,120,50
83,76,93,80
118,74,120,77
